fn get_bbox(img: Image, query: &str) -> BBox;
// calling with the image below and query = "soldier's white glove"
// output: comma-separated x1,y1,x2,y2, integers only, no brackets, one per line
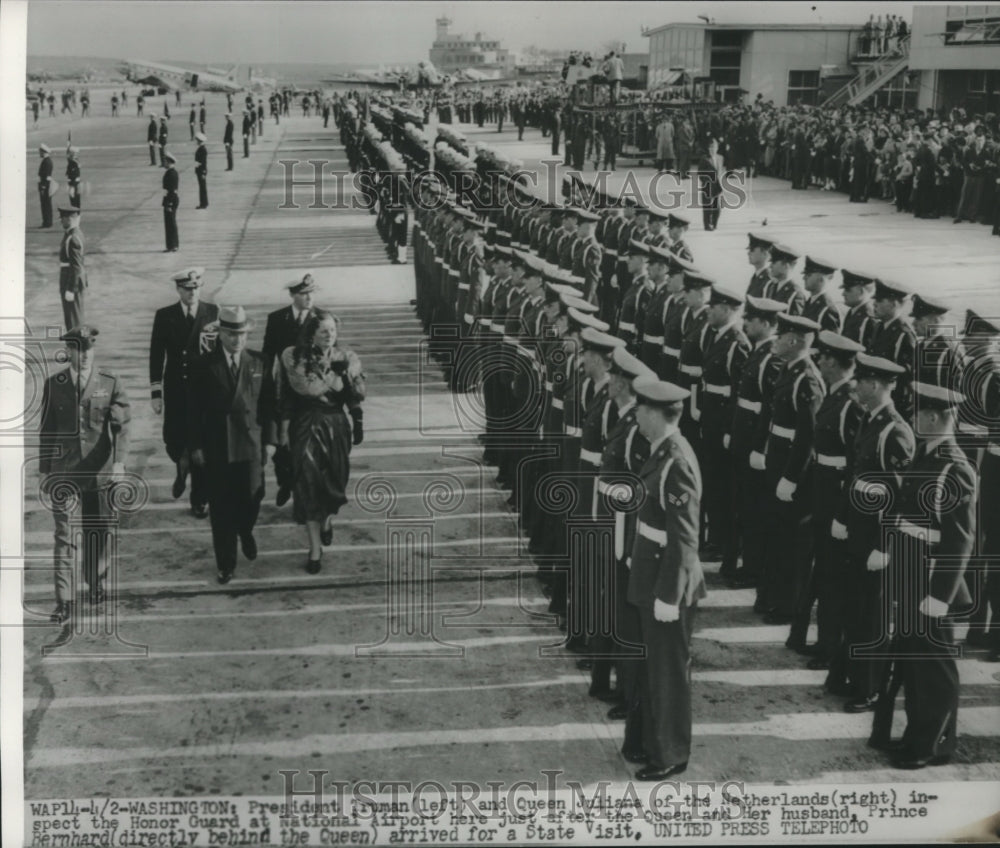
919,595,948,618
654,598,680,623
866,549,889,572
831,519,848,540
691,406,701,422
749,451,766,471
110,462,126,482
151,398,163,415
776,477,796,502
723,433,731,450
265,444,276,459
64,291,75,302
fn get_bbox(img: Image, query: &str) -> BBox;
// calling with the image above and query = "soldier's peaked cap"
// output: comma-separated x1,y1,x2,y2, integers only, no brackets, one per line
560,293,599,314
747,231,774,250
855,352,905,380
668,252,697,274
913,381,964,410
287,274,317,294
580,326,626,354
744,295,788,318
683,271,714,290
60,325,99,349
815,330,864,355
840,268,876,288
667,213,691,228
574,207,600,223
776,313,821,335
566,307,609,332
964,310,1000,337
647,244,673,265
803,256,838,276
163,150,176,163
769,243,799,264
910,293,950,318
632,376,690,405
709,286,743,307
172,267,205,287
610,346,655,380
39,143,51,153
874,278,910,300
628,239,651,258
57,205,80,216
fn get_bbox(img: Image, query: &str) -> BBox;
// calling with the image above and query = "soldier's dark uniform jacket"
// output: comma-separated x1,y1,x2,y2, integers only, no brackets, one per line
915,333,964,390
812,377,863,484
699,321,751,441
59,225,87,298
676,307,712,415
574,237,602,303
802,291,842,334
617,274,651,353
770,278,807,316
561,354,593,470
598,210,623,287
746,267,773,300
842,300,877,351
659,295,690,382
757,356,825,487
579,377,618,481
668,237,694,264
731,336,781,462
639,283,672,375
557,229,576,272
643,229,669,249
870,317,917,419
597,401,648,558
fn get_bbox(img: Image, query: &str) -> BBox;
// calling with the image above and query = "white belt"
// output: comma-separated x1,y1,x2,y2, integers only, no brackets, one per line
551,398,564,410
544,381,554,392
816,454,847,469
704,384,731,397
501,336,516,345
434,257,444,264
497,229,511,238
619,321,636,333
463,314,475,324
580,448,602,467
449,270,460,277
897,519,941,544
644,334,664,346
679,365,702,377
59,262,70,267
662,345,680,357
490,322,505,333
569,275,585,287
458,282,470,291
989,443,1000,457
854,479,889,497
477,317,491,326
738,398,761,413
596,479,611,495
606,249,618,257
565,425,582,437
638,521,667,546
770,424,794,439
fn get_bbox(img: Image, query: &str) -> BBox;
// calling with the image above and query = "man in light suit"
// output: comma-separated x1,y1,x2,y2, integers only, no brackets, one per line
58,206,87,331
39,326,131,622
187,306,267,583
628,377,706,780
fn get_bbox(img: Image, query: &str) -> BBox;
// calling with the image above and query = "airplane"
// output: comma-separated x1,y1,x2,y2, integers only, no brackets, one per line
120,59,246,93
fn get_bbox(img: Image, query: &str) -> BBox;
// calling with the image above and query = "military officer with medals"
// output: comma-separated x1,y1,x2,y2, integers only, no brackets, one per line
802,331,865,677
832,353,915,711
58,205,87,331
754,313,824,631
801,256,843,334
746,232,775,299
727,297,787,587
877,382,976,769
628,377,706,780
767,243,807,315
840,270,878,350
149,267,219,517
870,279,917,421
595,347,655,762
40,326,131,622
698,286,750,572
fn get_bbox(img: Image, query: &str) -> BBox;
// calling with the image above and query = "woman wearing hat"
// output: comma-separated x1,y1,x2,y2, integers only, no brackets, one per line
278,310,366,573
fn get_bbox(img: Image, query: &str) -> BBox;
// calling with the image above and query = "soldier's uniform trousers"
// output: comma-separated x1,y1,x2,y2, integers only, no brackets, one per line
52,483,114,605
809,464,849,665
982,450,1000,653
760,466,815,618
613,560,646,753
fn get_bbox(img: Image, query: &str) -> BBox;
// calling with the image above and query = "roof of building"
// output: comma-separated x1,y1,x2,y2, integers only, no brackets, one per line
644,21,862,36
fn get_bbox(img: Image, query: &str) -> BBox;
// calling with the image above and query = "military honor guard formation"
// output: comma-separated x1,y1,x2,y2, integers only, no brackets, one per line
409,151,1000,776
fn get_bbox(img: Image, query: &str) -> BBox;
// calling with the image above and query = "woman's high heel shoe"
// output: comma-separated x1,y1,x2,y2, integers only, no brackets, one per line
320,516,333,547
306,552,322,574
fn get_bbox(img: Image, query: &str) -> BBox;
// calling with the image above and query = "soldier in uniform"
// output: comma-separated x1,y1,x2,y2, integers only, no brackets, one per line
911,294,962,390
666,213,694,263
767,244,807,315
657,253,694,380
642,209,670,249
200,101,207,135
66,146,82,209
746,232,775,299
803,331,865,677
832,353,914,712
38,144,54,228
754,313,824,629
698,286,750,574
801,256,843,333
261,275,319,508
453,214,486,393
596,347,655,760
39,326,130,622
870,279,917,421
162,151,180,252
628,377,706,780
188,103,197,141
638,245,673,374
223,113,235,171
149,268,219,518
876,382,976,769
675,271,713,460
194,132,208,209
598,198,624,327
147,116,158,166
840,270,878,350
616,241,652,352
727,296,787,587
572,208,602,304
158,116,169,167
613,201,639,321
187,306,266,584
242,110,252,158
57,206,87,331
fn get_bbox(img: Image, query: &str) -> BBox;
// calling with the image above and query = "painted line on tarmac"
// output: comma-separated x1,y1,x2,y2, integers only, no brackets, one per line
25,707,1000,766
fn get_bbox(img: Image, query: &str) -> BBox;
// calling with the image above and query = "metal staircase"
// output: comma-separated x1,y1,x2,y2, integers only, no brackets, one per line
823,37,910,109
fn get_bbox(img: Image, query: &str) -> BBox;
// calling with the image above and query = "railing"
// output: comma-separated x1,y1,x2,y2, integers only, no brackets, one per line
822,36,910,109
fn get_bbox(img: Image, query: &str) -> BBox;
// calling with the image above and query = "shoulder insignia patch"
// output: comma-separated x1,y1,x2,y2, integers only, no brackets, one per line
668,492,689,507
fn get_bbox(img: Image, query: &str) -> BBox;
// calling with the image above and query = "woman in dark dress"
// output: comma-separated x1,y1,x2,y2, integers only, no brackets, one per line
278,309,366,573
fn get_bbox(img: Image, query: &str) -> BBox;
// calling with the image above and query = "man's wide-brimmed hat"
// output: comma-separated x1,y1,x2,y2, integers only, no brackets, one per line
217,305,255,333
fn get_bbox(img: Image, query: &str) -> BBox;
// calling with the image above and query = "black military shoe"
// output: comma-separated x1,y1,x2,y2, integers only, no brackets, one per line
217,570,233,585
867,737,907,753
892,753,951,770
192,504,209,519
606,704,628,721
806,656,830,670
844,693,879,713
764,612,794,625
240,533,257,561
306,557,322,575
172,469,186,499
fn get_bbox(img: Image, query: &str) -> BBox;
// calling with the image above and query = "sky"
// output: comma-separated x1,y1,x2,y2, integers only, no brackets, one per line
26,0,916,66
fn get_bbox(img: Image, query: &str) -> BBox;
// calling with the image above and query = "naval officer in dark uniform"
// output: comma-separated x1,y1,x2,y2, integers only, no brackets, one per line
162,151,180,252
194,132,209,208
149,268,220,517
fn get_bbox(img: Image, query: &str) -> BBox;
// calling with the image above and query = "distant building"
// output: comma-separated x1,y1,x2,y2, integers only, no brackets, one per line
643,21,862,105
908,5,1000,114
429,16,515,76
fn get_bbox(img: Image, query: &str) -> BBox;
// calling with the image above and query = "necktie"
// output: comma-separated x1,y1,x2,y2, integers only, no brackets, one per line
186,305,195,329
230,355,238,381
